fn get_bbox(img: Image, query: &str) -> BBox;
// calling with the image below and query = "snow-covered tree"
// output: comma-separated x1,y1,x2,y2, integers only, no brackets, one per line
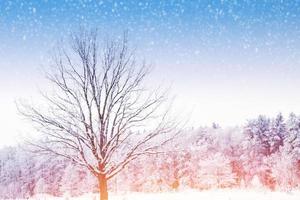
269,113,286,153
285,113,300,159
197,152,237,189
60,163,96,196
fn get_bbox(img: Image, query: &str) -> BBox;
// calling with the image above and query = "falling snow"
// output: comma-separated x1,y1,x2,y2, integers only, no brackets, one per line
1,1,300,199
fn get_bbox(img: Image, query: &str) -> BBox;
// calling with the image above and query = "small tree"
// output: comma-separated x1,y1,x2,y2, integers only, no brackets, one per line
19,29,177,200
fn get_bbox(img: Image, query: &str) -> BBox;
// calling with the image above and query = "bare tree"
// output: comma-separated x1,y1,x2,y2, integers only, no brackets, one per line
18,29,178,200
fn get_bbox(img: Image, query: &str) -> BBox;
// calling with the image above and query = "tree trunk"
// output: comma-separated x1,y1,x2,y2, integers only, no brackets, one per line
98,174,108,200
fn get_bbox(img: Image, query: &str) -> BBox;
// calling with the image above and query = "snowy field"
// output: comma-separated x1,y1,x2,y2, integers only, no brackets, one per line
29,189,300,200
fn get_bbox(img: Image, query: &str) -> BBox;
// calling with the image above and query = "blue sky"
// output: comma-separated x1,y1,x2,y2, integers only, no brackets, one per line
1,0,300,146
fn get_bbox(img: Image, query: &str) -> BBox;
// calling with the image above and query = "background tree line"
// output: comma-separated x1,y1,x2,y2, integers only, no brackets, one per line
1,113,300,198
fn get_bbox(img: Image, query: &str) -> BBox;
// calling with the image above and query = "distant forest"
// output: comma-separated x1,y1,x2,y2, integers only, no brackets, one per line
1,113,300,198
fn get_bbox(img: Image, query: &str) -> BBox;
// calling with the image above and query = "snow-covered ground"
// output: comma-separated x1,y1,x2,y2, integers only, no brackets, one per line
29,189,300,200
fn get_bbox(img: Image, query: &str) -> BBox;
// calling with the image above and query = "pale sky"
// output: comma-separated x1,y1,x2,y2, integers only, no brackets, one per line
1,0,300,147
